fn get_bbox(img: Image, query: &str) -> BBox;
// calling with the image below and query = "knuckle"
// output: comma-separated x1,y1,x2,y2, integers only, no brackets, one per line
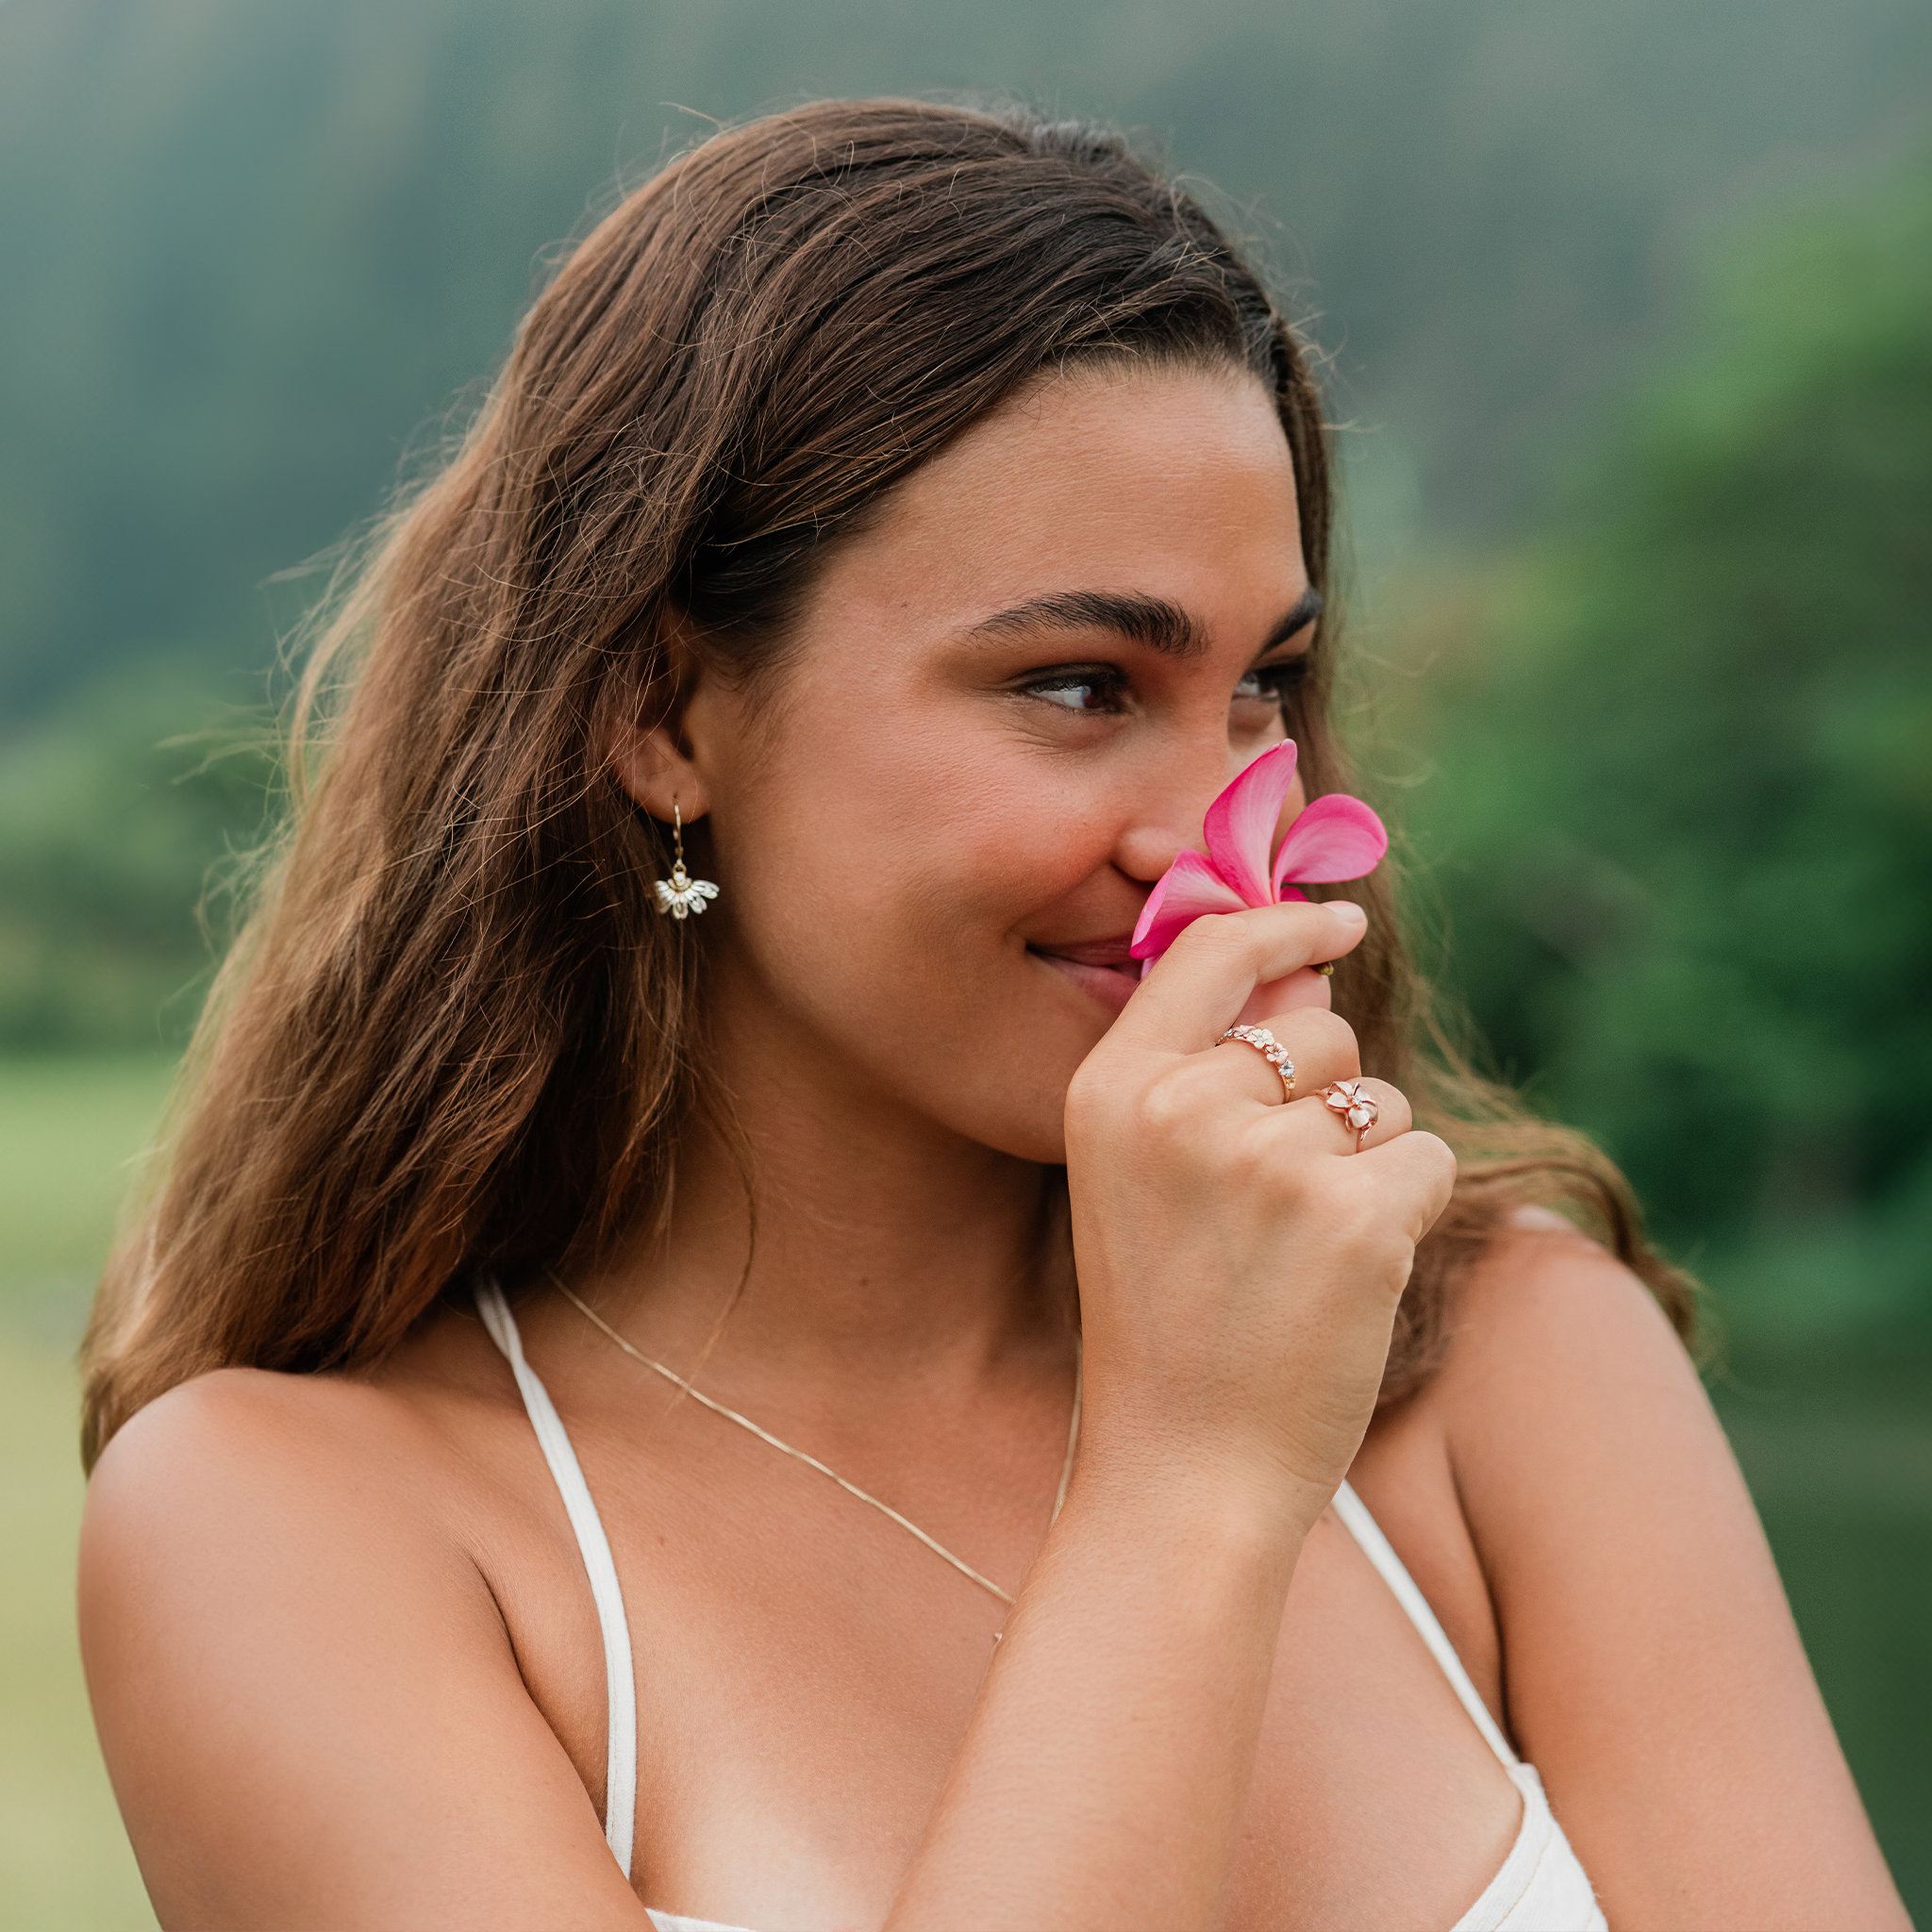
1229,1125,1292,1192
1130,1065,1210,1141
1408,1129,1457,1179
1063,1063,1113,1136
1296,1008,1360,1064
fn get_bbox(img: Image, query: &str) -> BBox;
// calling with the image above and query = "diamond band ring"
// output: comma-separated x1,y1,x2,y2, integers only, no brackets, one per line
1218,1024,1296,1100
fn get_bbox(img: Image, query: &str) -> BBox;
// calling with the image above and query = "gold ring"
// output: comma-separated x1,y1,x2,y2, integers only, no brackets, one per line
1218,1024,1295,1100
1320,1078,1379,1150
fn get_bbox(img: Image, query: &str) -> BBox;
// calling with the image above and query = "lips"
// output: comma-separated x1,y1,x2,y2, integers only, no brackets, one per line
1027,935,1142,1015
1029,936,1139,971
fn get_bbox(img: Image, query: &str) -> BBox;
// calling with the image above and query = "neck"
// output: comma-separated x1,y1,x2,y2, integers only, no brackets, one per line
586,1046,1068,1400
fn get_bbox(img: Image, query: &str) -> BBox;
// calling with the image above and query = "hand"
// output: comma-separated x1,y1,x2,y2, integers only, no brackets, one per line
1062,900,1457,1533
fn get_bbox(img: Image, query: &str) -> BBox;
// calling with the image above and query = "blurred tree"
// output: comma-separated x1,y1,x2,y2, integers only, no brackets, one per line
0,0,1926,1068
0,666,270,1050
1,0,1927,713
1397,153,1932,1323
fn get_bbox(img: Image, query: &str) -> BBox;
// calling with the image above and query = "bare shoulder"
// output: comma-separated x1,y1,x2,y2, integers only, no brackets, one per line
81,1304,550,1636
1400,1208,1907,1930
81,1359,491,1638
1422,1206,1702,1457
88,1358,456,1526
1437,1197,1671,1347
80,1361,648,1930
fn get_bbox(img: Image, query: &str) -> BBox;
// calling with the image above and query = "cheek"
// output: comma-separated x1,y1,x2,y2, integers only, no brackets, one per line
708,701,1129,1044
703,696,1033,983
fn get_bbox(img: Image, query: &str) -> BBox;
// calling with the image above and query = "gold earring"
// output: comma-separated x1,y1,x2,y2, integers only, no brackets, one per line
652,803,719,921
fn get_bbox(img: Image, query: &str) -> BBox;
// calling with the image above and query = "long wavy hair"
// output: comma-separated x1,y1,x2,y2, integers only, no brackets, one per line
81,98,1693,1469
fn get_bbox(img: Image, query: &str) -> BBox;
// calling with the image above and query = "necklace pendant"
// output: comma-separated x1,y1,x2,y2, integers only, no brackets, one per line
653,860,719,921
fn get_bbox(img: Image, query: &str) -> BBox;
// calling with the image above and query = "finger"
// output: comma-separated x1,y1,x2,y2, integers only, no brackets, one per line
1112,901,1369,1056
1308,1074,1407,1154
1208,1008,1361,1109
1336,1076,1411,1151
1249,1075,1410,1158
1350,1128,1458,1241
1232,962,1336,1028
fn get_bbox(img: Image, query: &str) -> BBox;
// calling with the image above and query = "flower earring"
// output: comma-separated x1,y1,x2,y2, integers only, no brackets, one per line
652,802,719,921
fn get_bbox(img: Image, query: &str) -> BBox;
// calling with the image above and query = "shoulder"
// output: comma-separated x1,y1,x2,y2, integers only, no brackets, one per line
79,1363,506,1741
84,1360,472,1572
94,1356,425,1465
84,1299,525,1551
79,1335,540,1710
1348,1210,1693,1716
1432,1205,1697,1424
79,1357,645,1927
1370,1207,1706,1525
1390,1211,1907,1925
1408,1205,1724,1599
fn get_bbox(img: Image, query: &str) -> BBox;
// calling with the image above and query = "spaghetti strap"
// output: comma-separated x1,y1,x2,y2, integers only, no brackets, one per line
1332,1481,1520,1770
475,1276,638,1878
462,1313,1602,1932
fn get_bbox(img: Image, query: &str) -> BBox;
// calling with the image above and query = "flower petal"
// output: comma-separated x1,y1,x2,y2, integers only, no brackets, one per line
1271,792,1389,889
1205,740,1301,908
1129,850,1249,959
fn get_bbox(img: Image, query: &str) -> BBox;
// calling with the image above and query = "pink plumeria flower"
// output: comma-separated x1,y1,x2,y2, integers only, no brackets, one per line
1129,740,1388,968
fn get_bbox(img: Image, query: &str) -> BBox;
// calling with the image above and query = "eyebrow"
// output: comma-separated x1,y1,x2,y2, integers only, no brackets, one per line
1264,584,1324,651
970,590,1204,657
968,584,1324,658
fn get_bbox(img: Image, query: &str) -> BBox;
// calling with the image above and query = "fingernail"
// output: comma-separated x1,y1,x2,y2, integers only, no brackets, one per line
1335,902,1367,927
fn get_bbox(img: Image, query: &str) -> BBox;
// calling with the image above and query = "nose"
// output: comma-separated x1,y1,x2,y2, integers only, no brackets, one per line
1112,738,1242,886
1113,734,1307,887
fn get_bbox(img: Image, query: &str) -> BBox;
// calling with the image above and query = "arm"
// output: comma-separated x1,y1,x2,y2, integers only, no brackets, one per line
83,901,1446,1930
80,1370,652,1932
1439,1221,1907,1930
886,902,1457,1928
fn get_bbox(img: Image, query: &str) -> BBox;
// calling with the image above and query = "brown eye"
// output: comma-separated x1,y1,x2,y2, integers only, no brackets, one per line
1024,669,1126,713
1235,659,1310,705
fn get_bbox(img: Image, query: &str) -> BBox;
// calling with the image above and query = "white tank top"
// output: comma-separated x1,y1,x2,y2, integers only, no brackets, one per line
477,1279,1605,1932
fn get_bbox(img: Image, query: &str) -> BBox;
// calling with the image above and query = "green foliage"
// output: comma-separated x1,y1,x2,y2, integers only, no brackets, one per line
0,669,272,1051
0,18,1925,1906
3,0,1925,1058
1401,157,1932,1318
2,0,1928,710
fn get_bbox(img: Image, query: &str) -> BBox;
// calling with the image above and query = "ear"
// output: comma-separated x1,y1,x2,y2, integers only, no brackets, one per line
605,621,713,826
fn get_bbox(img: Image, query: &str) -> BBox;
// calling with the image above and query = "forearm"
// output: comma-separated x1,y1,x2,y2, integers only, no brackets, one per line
885,1463,1302,1931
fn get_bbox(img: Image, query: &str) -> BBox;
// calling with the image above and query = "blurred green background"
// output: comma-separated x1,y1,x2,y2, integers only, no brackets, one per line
0,2,1925,1924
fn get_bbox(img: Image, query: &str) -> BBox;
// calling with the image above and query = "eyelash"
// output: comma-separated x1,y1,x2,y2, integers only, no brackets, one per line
1235,659,1311,705
1018,658,1310,716
1021,666,1130,713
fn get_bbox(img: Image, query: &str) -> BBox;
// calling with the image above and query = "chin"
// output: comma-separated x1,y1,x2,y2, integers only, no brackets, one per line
945,1024,1089,1167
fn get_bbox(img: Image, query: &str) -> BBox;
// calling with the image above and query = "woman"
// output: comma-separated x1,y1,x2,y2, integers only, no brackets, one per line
77,101,1904,1930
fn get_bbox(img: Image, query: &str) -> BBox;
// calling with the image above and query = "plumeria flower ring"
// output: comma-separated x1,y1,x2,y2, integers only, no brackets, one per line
1128,740,1388,970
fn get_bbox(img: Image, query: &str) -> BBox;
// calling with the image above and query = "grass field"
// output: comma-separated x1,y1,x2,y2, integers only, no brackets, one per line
0,1056,1924,1927
0,1057,171,1932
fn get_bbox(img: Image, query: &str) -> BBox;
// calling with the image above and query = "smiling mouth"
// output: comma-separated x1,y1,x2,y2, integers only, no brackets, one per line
1026,941,1142,1009
1027,939,1139,975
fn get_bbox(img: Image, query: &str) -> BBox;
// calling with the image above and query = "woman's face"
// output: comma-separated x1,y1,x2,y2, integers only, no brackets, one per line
654,361,1324,1166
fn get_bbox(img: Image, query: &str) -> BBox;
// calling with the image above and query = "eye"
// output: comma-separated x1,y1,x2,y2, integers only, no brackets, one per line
1234,658,1311,706
1020,667,1128,713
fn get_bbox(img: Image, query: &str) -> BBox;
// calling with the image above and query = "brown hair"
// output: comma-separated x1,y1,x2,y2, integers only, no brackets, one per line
80,99,1692,1467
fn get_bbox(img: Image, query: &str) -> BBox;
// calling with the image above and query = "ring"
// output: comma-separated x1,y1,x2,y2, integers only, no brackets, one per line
1218,1024,1295,1100
1321,1078,1379,1150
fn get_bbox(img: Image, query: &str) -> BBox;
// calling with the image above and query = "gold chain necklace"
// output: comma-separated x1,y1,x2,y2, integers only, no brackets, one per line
553,1278,1081,1608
